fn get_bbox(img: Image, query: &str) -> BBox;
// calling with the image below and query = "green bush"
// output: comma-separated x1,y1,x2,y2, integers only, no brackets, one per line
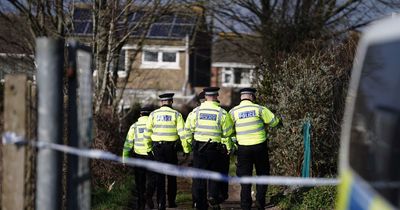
256,38,357,177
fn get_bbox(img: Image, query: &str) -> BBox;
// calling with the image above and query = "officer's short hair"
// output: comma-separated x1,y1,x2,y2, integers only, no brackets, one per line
140,106,152,116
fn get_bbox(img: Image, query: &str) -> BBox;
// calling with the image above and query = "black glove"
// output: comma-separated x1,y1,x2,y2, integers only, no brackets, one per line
277,119,283,128
275,115,284,128
147,151,155,160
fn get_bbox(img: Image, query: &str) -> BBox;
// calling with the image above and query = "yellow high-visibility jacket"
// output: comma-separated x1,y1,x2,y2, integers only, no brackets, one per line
122,116,149,162
144,106,191,153
229,100,280,146
185,101,234,144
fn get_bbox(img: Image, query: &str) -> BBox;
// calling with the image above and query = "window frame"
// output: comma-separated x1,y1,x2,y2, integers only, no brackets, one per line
221,66,254,87
141,50,180,69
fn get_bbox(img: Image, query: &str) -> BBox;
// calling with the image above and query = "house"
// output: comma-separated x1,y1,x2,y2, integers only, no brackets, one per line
70,4,211,111
117,6,211,110
210,33,259,107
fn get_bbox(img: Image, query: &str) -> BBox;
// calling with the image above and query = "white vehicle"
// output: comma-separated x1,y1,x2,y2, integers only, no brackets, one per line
337,16,400,209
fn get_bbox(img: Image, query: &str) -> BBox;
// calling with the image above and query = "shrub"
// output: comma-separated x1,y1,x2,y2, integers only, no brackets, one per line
256,37,357,177
91,108,129,188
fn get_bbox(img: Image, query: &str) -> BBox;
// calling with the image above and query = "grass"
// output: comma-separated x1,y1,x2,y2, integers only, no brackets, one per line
176,190,192,203
265,185,337,210
92,175,194,209
92,176,135,210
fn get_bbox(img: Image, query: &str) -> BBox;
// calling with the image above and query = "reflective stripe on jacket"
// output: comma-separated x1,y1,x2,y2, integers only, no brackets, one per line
122,116,149,159
144,106,191,153
230,100,279,145
185,101,233,143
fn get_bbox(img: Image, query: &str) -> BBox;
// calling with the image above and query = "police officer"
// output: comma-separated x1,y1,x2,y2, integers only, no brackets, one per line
229,87,281,210
215,99,231,204
144,93,191,210
188,91,205,208
185,87,234,210
122,106,156,210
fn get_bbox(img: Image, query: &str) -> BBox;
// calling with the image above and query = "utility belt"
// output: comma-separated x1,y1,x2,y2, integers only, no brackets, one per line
152,140,178,150
133,152,149,159
152,140,177,145
237,139,267,147
193,140,226,154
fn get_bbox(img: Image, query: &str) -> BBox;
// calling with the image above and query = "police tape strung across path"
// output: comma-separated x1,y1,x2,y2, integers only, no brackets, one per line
2,132,339,186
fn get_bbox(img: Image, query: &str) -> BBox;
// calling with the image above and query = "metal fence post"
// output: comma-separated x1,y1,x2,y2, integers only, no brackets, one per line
35,38,64,210
76,45,93,210
66,40,79,210
66,41,92,210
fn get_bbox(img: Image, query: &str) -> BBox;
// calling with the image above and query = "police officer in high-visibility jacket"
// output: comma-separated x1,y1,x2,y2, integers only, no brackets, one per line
185,87,234,210
122,106,156,210
144,93,191,210
229,87,281,210
187,90,205,208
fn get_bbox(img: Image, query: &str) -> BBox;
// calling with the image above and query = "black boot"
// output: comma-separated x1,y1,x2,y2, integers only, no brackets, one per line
146,197,154,209
168,200,177,208
208,197,221,210
157,203,166,210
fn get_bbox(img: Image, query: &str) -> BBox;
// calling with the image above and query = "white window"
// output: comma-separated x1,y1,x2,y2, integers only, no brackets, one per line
117,49,128,78
141,50,179,69
162,52,177,62
222,67,254,87
143,51,158,62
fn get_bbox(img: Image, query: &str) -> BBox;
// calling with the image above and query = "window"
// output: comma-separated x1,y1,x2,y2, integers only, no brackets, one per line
222,67,254,87
143,51,158,62
349,39,400,205
162,52,176,62
141,50,179,69
117,49,126,71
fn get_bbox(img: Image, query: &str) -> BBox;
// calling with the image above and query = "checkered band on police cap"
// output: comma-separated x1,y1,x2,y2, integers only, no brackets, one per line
240,87,257,95
203,87,220,96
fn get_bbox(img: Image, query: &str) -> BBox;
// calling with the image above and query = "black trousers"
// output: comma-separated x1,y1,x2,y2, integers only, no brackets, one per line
133,153,156,210
236,141,270,210
152,141,178,209
192,141,225,210
220,152,230,201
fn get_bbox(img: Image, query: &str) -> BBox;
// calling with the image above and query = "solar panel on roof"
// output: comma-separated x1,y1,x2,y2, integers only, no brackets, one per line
148,24,171,37
132,11,145,22
132,26,146,36
73,8,91,20
71,8,198,38
73,21,88,34
86,22,93,34
175,14,196,24
155,14,175,23
170,25,193,38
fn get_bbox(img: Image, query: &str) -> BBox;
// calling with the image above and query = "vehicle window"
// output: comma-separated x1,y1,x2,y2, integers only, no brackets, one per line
349,39,400,206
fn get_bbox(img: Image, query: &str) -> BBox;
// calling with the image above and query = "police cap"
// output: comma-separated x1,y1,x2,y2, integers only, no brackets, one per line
203,87,220,96
198,91,205,100
159,93,174,101
240,87,257,95
140,106,152,113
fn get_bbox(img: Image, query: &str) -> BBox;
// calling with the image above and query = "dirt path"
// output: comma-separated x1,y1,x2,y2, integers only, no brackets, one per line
159,154,280,210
